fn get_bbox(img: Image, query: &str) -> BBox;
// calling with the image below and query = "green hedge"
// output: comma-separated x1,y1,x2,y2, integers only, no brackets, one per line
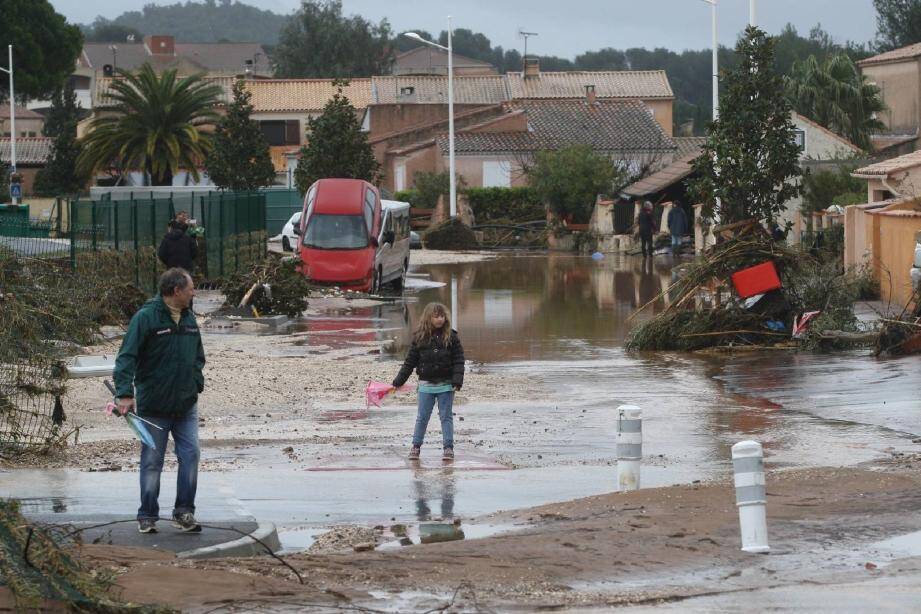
393,189,419,204
464,187,545,223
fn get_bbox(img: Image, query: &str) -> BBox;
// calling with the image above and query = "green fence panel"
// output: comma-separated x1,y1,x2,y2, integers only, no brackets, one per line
264,189,302,236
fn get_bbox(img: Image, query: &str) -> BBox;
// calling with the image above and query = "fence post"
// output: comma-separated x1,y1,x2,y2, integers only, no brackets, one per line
219,193,225,278
113,198,120,251
234,193,240,273
150,196,158,290
132,196,139,288
90,200,97,252
69,198,76,270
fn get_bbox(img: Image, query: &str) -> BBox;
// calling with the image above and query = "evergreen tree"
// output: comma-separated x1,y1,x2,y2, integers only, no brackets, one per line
294,81,380,194
274,1,392,78
874,0,921,52
0,163,8,204
689,27,803,229
205,80,276,191
34,83,86,196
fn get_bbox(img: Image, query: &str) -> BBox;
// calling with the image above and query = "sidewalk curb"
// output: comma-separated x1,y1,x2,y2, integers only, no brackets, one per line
176,522,281,560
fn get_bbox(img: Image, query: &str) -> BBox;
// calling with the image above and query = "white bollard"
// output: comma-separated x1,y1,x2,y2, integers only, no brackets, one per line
616,404,642,491
731,440,770,553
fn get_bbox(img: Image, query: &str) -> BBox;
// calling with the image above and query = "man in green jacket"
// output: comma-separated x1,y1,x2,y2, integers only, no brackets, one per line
114,268,205,534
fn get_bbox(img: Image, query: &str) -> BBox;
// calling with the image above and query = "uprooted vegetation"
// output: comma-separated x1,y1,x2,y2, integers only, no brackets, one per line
220,254,311,317
626,233,873,352
0,248,148,453
0,499,165,612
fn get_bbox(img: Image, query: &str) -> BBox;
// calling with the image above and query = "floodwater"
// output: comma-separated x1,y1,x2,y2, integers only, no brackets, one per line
8,252,921,555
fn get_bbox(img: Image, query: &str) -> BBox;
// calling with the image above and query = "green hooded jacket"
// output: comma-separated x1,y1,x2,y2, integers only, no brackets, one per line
113,295,205,417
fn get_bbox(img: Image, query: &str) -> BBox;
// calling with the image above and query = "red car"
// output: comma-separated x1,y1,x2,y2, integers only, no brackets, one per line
294,178,384,292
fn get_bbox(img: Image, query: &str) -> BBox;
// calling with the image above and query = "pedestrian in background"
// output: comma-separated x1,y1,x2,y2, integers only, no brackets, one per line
393,302,465,462
667,203,689,255
158,211,197,274
637,201,656,258
113,268,206,534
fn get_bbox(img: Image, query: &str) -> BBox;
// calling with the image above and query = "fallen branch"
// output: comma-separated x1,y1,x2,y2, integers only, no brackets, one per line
818,330,878,342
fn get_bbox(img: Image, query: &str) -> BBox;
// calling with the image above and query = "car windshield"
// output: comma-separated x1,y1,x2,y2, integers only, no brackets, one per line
303,214,368,249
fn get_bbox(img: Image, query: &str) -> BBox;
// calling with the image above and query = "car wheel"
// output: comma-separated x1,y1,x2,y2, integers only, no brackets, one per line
393,260,407,291
282,236,291,252
370,268,381,295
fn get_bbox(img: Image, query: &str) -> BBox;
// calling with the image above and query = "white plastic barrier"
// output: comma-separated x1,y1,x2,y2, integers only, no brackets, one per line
731,440,770,553
616,404,642,491
66,355,116,379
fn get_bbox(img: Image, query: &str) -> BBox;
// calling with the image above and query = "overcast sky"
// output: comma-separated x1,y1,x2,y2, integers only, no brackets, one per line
51,0,879,57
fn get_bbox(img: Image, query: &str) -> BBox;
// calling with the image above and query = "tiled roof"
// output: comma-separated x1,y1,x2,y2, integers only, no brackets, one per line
857,42,921,67
852,150,921,176
623,138,705,197
94,75,236,107
0,137,53,165
674,136,707,157
506,70,674,99
393,47,495,71
870,133,918,152
0,105,44,120
435,99,675,155
372,75,509,104
80,42,271,75
247,79,373,112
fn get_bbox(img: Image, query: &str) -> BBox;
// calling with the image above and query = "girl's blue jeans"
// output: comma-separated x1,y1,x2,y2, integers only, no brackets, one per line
137,406,200,521
412,391,454,448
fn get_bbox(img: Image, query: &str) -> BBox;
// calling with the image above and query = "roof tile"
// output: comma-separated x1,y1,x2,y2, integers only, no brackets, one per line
435,99,675,155
372,75,509,104
0,137,53,165
857,42,921,67
506,70,673,99
853,150,921,176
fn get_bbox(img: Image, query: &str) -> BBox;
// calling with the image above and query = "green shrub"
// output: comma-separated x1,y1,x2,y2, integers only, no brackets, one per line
393,189,418,204
464,187,545,223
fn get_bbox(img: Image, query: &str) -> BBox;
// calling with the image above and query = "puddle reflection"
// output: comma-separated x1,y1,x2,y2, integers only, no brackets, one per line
412,466,456,521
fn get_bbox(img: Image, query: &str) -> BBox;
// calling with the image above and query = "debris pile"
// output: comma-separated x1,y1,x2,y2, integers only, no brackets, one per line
1,249,146,453
627,230,867,352
220,255,311,318
0,500,155,611
423,218,479,250
874,292,921,356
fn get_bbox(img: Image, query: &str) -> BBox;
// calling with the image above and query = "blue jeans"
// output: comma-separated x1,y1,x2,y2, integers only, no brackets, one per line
137,406,200,521
412,391,454,448
671,234,682,253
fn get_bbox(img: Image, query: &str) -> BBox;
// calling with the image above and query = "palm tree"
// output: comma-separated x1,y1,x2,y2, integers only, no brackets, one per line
78,64,222,186
785,53,886,151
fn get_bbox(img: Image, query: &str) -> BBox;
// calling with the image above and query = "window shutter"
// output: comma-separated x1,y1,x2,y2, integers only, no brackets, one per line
285,120,300,145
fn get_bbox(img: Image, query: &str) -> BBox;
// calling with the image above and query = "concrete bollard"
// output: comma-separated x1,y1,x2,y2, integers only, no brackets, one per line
616,404,642,491
731,440,770,553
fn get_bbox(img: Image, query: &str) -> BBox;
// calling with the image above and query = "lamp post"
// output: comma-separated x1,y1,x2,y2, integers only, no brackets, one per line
750,0,756,27
0,45,16,205
403,19,457,218
700,0,718,122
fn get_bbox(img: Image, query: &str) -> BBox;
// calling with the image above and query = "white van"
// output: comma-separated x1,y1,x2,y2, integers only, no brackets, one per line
378,200,412,290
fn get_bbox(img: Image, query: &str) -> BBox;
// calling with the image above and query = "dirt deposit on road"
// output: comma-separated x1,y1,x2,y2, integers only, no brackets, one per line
60,465,921,611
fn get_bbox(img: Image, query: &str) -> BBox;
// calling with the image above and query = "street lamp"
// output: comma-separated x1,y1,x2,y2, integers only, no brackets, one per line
404,18,456,218
0,45,16,204
699,0,718,122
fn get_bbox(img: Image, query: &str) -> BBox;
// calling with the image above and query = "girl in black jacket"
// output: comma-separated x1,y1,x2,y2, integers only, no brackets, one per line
393,302,465,461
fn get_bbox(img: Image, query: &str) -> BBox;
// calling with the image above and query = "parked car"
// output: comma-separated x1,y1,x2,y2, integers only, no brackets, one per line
280,211,301,252
294,179,411,293
410,230,422,249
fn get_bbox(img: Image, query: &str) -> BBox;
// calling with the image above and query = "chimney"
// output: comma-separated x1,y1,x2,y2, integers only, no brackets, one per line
585,84,596,105
524,57,540,79
144,35,175,56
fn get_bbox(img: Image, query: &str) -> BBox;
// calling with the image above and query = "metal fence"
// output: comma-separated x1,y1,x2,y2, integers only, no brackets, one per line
68,190,267,289
265,189,303,237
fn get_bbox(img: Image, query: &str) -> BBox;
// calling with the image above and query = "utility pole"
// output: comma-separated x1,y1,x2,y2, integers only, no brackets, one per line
750,0,756,27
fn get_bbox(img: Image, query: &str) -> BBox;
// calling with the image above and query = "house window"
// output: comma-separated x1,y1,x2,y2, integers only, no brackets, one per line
482,160,511,188
260,120,300,146
792,129,806,152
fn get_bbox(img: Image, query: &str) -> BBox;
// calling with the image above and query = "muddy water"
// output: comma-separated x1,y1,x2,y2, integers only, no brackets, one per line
10,252,921,555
